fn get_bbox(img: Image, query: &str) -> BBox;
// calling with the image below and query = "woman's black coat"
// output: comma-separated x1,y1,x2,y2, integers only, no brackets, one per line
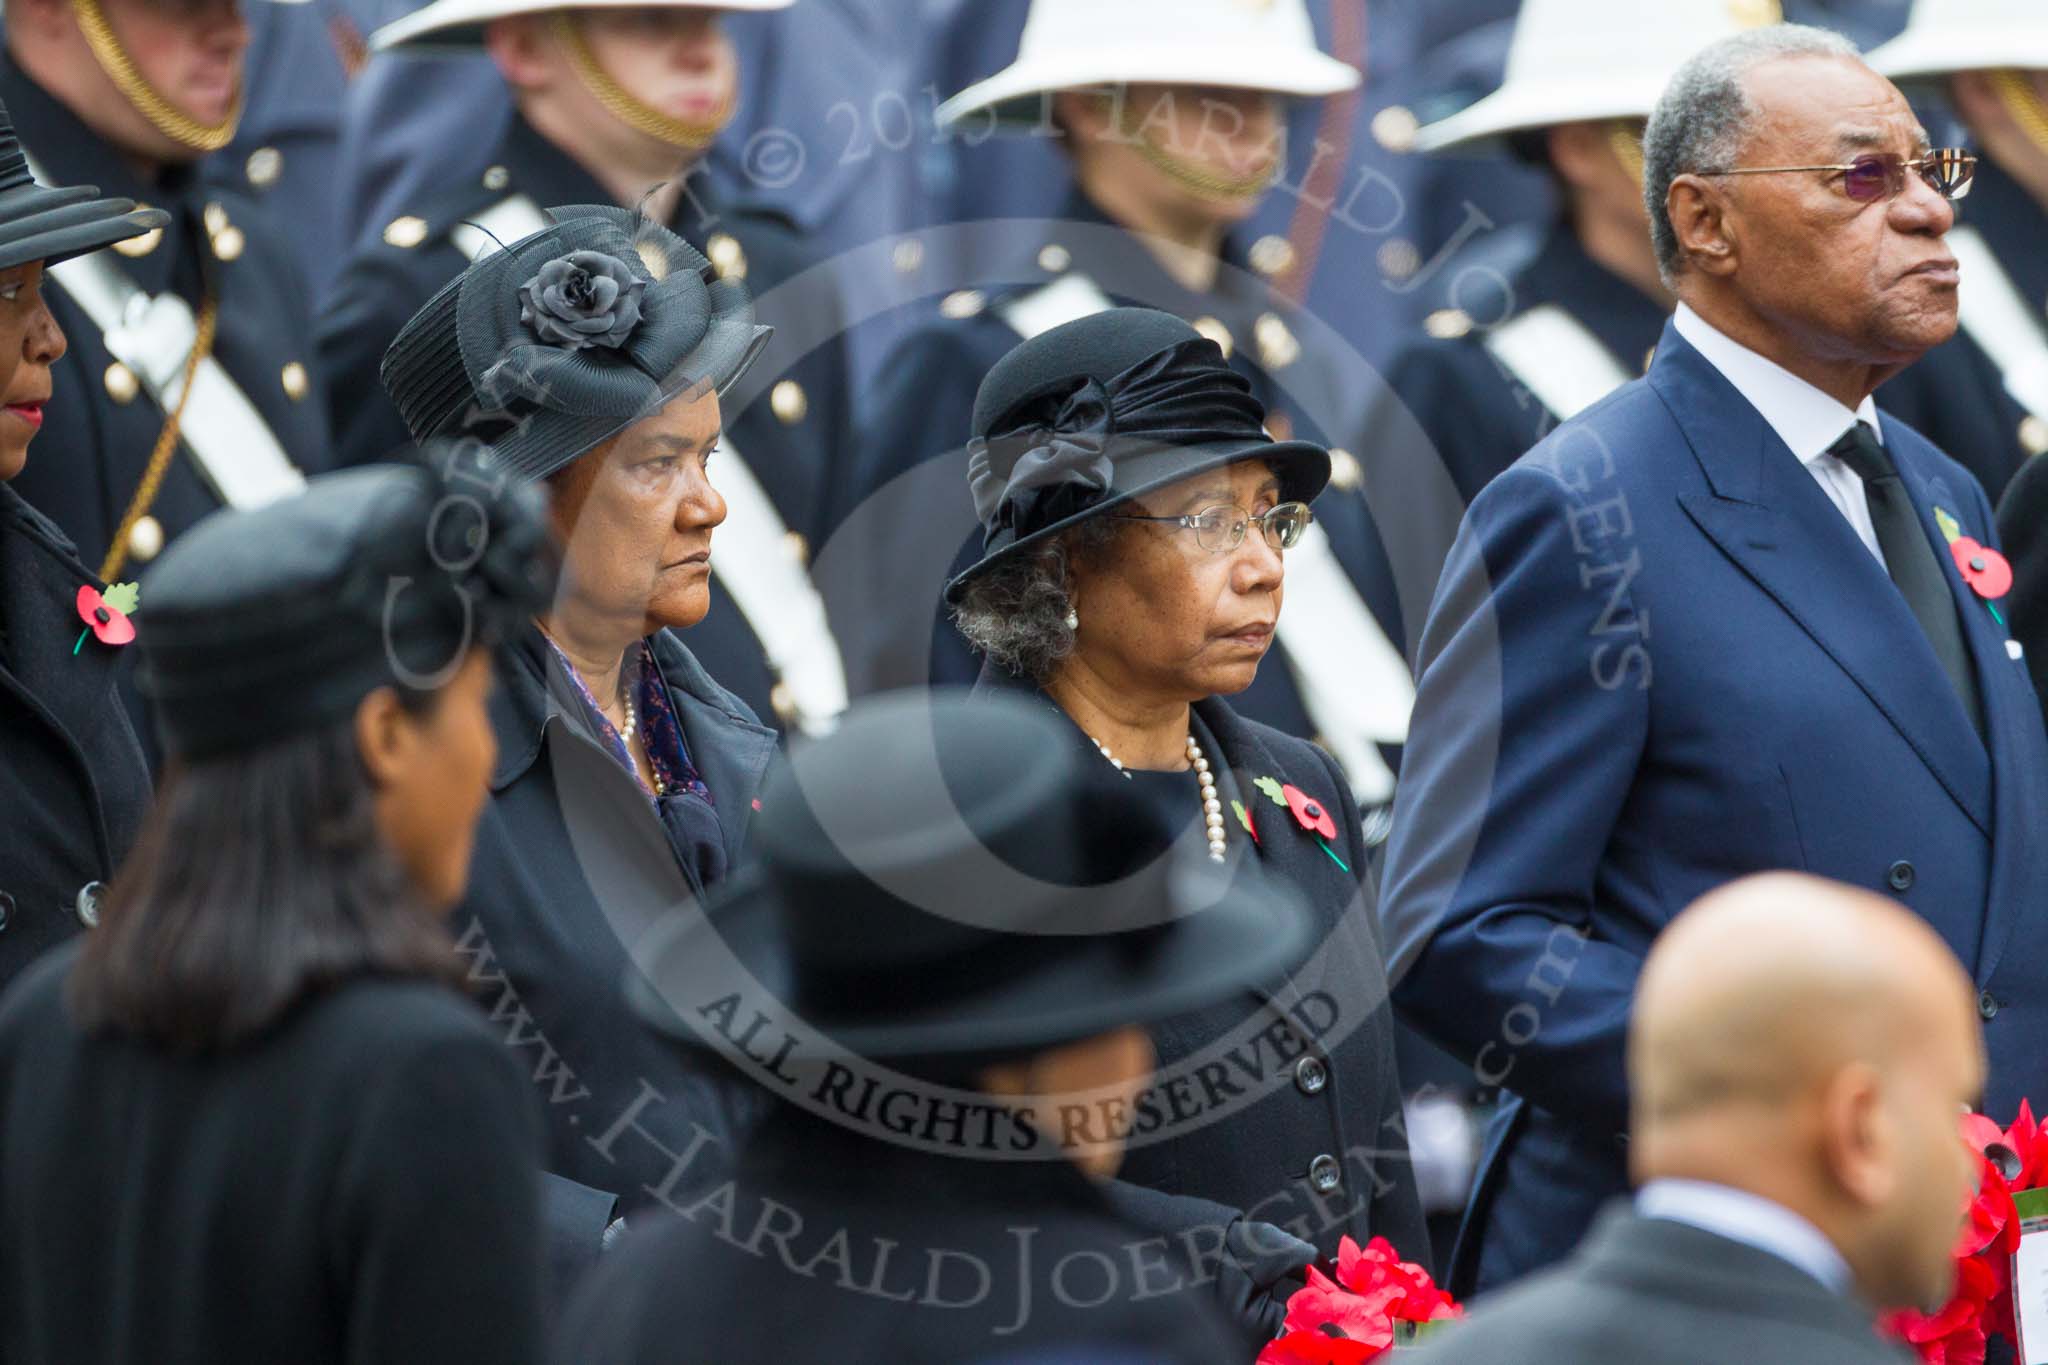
980,665,1432,1265
0,949,545,1364
0,483,151,989
459,624,775,1248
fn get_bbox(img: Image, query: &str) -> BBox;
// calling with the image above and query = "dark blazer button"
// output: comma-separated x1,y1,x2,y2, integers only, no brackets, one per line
1887,860,1916,892
1308,1154,1341,1194
1980,989,2001,1021
74,881,105,928
1294,1056,1328,1095
0,891,12,933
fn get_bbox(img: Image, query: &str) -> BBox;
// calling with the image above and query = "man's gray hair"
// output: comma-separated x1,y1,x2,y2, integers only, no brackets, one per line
1643,24,1861,287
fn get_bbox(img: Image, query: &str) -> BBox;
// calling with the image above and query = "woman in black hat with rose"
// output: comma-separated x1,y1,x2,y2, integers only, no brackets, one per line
561,691,1317,1362
948,307,1429,1266
376,204,779,1257
0,445,556,1364
0,98,165,992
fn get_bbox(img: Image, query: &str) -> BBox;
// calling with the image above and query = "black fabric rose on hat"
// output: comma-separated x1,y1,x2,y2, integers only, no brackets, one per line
518,250,647,351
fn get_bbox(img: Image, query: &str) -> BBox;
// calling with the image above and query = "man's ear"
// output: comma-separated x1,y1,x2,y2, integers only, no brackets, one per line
1820,1061,1894,1209
484,14,554,92
353,685,411,792
1668,174,1741,279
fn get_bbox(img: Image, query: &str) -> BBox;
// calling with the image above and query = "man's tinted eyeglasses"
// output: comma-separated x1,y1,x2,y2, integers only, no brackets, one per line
1699,149,1977,204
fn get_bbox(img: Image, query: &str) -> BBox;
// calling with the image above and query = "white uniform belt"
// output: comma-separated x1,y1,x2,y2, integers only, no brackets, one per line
999,275,1409,803
1480,303,1634,422
1948,225,2048,426
452,194,847,733
28,155,304,510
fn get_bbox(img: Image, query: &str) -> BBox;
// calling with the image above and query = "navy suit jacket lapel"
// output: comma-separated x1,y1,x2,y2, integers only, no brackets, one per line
1653,322,1993,834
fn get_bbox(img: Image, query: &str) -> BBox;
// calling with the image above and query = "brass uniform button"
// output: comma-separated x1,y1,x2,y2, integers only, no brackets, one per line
1191,316,1233,360
1255,312,1300,370
127,515,164,563
383,215,429,249
1371,104,1419,153
203,202,229,236
1249,234,1296,279
1643,346,1658,374
482,164,510,191
1328,448,1363,491
211,226,244,262
281,362,309,402
940,289,986,320
770,379,808,425
891,238,925,274
1377,238,1421,282
1727,0,1782,27
634,239,671,280
1424,308,1473,340
1266,411,1294,443
706,233,747,280
104,362,139,404
783,530,809,566
115,206,161,258
770,681,799,726
1037,243,1071,273
244,146,282,188
2020,415,2048,456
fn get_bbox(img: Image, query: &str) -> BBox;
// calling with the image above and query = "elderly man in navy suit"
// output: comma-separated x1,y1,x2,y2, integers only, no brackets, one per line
1380,23,2048,1298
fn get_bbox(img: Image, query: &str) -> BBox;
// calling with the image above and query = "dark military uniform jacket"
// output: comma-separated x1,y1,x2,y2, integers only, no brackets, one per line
830,189,1412,804
0,483,150,991
317,113,852,731
0,52,334,579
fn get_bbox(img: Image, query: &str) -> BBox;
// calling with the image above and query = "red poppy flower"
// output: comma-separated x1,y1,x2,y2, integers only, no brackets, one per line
1281,783,1337,840
75,584,135,647
1255,1329,1386,1365
1950,539,2013,600
1336,1236,1463,1324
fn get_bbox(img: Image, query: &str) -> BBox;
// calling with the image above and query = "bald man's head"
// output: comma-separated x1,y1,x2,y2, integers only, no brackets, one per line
1630,874,1984,1312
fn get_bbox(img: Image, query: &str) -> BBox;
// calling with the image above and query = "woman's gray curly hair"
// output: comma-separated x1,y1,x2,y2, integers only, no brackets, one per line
951,518,1121,684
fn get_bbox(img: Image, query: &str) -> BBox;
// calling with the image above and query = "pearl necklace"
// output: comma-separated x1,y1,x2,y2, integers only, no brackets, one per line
619,696,638,744
1089,733,1228,863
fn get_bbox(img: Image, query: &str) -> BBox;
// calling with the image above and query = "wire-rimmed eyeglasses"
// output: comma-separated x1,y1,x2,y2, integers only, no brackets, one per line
1114,501,1314,554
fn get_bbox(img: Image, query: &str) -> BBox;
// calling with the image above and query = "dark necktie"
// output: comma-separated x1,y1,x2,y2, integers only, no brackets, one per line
1827,422,1983,736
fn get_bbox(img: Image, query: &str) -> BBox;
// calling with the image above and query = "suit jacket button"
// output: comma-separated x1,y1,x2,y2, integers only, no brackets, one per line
1886,860,1915,892
1980,989,2000,1021
0,891,12,933
1294,1056,1328,1095
1308,1154,1341,1194
74,881,105,928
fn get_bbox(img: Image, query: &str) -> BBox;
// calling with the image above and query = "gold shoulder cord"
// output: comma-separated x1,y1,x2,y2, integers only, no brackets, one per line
1608,121,1646,190
1992,69,2048,158
99,296,219,582
550,13,732,150
69,0,240,152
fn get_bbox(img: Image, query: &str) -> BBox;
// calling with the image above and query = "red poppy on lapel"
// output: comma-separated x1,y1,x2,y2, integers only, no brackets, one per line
73,582,137,653
1951,539,2013,601
1282,783,1337,840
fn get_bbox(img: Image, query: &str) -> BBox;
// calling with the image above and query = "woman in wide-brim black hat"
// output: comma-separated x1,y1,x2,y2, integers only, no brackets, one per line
947,306,1431,1265
0,93,169,991
377,201,778,1259
576,690,1318,1360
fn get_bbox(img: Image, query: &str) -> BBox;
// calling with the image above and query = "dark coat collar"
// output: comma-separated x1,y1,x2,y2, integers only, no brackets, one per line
489,112,729,249
1515,221,1670,370
1574,1204,1890,1343
490,621,776,869
1035,185,1266,327
0,483,136,869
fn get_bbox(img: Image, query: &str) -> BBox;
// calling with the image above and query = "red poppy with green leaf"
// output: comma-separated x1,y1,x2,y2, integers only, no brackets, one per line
73,581,138,654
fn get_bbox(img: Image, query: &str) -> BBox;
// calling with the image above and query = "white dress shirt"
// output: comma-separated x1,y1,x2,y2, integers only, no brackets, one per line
1673,303,1888,568
1636,1178,1854,1295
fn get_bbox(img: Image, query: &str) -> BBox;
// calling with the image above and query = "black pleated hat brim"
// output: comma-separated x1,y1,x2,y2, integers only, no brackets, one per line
0,182,168,272
942,434,1332,604
625,861,1316,1061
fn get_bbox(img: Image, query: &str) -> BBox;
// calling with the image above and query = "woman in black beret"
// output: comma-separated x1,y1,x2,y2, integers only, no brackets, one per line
0,447,556,1364
948,307,1430,1266
377,204,779,1260
0,98,166,991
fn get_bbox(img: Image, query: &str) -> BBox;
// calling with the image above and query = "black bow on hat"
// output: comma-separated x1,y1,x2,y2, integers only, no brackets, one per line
946,308,1330,603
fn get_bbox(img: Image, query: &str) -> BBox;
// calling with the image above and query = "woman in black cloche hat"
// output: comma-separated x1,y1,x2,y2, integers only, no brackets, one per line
0,96,167,991
564,691,1316,1362
376,203,779,1260
0,446,556,1364
948,307,1430,1266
